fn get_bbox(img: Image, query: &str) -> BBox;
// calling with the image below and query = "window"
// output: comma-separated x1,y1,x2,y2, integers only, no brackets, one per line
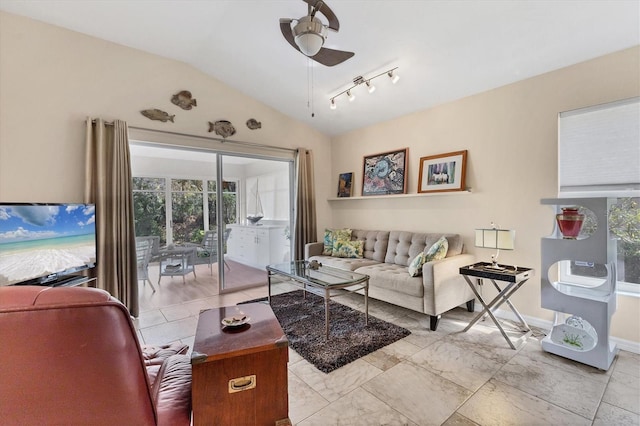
207,180,237,228
558,98,640,295
609,197,640,293
171,179,204,244
133,176,239,245
132,177,167,244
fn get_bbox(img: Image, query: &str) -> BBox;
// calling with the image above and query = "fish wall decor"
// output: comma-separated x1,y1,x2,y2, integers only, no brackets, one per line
171,90,197,110
208,120,236,138
141,109,175,123
246,118,262,130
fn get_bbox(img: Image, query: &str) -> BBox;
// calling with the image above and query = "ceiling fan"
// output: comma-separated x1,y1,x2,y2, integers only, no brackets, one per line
279,0,354,67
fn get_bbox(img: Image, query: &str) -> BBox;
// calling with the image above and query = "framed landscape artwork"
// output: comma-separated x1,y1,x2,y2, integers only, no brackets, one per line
337,172,353,197
362,148,408,196
418,150,468,193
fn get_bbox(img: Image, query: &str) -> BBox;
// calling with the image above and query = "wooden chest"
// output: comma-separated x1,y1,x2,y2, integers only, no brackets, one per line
191,303,289,426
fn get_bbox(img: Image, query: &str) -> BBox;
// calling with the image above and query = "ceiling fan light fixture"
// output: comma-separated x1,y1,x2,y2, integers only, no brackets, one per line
388,70,400,84
347,90,355,102
293,16,327,56
366,81,376,94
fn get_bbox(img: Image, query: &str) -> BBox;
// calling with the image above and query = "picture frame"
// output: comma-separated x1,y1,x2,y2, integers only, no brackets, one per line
337,172,353,197
362,148,408,196
418,150,468,193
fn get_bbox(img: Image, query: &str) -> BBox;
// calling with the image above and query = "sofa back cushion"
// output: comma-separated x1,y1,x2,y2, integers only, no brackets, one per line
351,230,389,262
385,231,463,266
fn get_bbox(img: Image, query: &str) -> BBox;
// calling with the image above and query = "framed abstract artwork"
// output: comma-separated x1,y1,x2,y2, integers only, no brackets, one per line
362,148,408,196
337,172,353,197
418,150,468,193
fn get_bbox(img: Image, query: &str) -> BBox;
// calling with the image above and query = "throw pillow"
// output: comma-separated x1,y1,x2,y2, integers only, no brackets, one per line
332,239,364,259
408,252,426,277
322,228,352,255
424,236,449,262
407,236,449,277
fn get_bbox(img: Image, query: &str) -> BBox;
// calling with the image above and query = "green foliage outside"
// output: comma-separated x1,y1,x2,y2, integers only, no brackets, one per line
609,198,640,283
133,177,237,246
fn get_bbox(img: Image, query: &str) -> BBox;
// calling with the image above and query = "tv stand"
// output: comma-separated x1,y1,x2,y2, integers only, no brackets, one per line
49,275,95,287
12,274,95,288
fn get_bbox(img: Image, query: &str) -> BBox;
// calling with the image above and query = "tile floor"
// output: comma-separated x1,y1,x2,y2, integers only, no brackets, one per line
133,282,640,425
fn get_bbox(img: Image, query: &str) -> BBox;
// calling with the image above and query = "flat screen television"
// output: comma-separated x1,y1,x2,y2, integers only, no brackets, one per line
0,203,97,286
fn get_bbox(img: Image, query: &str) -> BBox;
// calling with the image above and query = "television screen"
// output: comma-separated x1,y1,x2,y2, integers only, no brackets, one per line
0,203,97,286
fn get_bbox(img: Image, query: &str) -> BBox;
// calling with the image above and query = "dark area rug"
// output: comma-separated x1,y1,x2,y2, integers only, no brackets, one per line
240,290,411,373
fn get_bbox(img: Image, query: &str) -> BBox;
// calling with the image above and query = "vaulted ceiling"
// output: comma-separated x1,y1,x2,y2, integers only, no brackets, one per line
1,0,638,136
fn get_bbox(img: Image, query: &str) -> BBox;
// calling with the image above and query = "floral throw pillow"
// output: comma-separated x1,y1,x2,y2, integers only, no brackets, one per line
408,252,426,277
425,236,449,262
408,236,449,277
322,228,352,255
333,239,364,258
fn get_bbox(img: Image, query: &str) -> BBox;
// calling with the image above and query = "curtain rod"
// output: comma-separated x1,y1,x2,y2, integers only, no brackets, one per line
90,120,297,154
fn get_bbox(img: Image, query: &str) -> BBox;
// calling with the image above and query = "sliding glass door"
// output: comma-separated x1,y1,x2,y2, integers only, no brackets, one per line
130,143,293,294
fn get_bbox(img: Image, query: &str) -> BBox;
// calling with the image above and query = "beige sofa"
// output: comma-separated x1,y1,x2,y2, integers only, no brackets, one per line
305,229,476,330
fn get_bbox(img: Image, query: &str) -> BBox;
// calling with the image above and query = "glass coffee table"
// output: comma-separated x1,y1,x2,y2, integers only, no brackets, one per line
266,260,370,339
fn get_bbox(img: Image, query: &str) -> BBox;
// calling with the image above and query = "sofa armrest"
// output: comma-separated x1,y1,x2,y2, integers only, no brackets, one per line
422,254,476,315
305,242,324,259
424,254,475,283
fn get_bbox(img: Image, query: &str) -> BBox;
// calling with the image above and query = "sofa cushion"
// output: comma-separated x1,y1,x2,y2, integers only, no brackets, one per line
323,228,352,255
356,263,424,298
332,239,364,258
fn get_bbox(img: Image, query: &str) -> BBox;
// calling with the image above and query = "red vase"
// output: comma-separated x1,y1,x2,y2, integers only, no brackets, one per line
556,207,584,239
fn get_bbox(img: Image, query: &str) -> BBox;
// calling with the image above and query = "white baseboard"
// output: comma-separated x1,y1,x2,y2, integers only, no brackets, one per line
474,305,640,355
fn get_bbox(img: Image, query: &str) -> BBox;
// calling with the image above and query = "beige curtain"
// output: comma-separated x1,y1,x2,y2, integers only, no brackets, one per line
85,118,138,317
294,148,317,260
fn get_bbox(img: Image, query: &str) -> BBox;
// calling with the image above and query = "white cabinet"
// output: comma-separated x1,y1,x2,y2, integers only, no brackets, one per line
226,225,288,269
540,198,618,370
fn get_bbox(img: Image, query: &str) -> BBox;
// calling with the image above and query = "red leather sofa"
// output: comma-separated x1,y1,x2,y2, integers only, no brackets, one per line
0,286,192,425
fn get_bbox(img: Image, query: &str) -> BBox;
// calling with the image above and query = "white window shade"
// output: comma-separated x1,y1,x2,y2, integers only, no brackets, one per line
558,97,639,197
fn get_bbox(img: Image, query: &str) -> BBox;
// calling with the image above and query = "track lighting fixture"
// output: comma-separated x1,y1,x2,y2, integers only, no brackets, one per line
328,67,399,109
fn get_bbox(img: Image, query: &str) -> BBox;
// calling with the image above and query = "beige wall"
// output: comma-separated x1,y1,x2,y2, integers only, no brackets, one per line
330,46,640,345
0,11,332,228
1,11,638,345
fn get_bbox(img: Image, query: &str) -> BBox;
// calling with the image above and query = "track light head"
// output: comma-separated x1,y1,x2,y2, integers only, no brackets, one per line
330,98,337,110
366,81,376,94
347,90,355,102
388,70,400,84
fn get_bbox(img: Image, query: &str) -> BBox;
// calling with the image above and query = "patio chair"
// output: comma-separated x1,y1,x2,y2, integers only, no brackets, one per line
202,229,231,274
136,237,155,292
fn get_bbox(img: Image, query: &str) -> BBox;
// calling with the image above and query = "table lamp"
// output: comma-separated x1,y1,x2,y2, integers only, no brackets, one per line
475,223,515,270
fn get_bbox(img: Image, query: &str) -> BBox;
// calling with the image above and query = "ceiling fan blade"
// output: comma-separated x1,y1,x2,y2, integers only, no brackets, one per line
311,46,354,67
279,19,300,51
303,0,339,31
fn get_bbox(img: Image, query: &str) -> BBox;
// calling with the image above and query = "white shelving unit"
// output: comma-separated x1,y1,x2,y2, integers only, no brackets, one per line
540,198,618,370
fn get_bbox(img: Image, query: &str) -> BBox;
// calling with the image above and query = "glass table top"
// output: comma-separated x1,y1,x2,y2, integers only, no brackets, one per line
267,260,369,288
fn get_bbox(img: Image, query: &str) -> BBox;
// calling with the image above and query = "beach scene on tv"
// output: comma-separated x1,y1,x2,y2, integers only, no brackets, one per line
0,204,96,286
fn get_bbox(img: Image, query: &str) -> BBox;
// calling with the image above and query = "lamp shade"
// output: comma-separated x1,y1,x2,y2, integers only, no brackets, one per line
293,16,326,57
475,228,515,250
